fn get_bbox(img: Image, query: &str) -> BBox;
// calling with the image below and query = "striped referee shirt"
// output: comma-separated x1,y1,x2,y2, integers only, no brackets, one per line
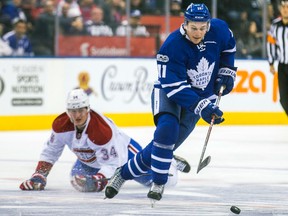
267,17,288,65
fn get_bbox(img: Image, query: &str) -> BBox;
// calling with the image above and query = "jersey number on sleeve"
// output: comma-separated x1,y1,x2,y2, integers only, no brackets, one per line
158,64,167,78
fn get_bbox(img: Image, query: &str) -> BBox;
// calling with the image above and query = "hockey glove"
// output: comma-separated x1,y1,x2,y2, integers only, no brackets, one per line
71,173,108,192
19,161,52,191
19,173,47,190
194,99,224,124
214,67,237,96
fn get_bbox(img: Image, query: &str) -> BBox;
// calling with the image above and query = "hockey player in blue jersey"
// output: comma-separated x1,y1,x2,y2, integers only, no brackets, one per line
105,3,237,202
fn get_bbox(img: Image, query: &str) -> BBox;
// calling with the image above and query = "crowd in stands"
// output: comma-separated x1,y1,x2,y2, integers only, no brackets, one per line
0,0,280,58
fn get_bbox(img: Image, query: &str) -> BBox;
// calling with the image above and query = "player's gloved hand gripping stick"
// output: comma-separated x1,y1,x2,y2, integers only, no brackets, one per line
197,85,225,174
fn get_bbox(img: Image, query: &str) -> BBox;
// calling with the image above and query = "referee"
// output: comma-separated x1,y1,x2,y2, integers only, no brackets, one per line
267,0,288,116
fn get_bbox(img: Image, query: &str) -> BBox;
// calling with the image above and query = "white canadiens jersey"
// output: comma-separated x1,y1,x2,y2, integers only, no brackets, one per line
39,110,131,178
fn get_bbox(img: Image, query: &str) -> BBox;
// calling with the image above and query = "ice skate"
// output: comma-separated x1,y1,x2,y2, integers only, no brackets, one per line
105,167,126,199
173,155,191,173
147,182,164,207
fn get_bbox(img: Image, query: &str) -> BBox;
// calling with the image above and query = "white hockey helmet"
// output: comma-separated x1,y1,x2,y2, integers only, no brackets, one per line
66,88,90,110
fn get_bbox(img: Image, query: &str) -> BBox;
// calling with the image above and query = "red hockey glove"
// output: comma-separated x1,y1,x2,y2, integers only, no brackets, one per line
19,161,52,191
71,173,108,192
20,173,47,190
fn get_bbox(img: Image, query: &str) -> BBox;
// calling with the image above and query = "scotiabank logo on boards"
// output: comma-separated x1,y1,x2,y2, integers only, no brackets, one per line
233,70,278,102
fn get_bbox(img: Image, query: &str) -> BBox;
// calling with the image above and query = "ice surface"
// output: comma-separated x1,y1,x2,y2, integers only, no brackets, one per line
0,126,288,216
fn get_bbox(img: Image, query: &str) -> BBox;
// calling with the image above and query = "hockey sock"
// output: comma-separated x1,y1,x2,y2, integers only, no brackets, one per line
151,114,179,185
151,142,174,185
121,143,152,180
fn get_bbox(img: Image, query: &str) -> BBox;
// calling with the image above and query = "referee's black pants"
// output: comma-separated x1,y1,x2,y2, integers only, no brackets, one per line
277,63,288,116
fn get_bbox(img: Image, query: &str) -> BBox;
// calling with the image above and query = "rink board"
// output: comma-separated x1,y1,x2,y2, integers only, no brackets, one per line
0,112,287,131
0,58,286,130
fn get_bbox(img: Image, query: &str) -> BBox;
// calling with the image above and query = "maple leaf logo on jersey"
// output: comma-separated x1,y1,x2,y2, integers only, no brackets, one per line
187,57,215,89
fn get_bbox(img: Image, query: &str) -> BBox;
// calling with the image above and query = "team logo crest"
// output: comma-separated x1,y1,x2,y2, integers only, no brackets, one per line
187,57,215,89
197,42,206,52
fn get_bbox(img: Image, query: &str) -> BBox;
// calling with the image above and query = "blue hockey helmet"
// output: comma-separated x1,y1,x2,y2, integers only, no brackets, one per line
184,3,211,23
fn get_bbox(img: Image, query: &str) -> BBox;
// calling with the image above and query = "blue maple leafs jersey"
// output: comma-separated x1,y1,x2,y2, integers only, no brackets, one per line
155,18,236,111
2,30,33,56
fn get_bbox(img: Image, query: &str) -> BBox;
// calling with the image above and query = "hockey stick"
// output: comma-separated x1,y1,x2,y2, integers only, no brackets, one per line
196,85,225,174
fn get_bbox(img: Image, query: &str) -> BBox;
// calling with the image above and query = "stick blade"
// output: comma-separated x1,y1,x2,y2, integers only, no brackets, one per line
196,156,211,174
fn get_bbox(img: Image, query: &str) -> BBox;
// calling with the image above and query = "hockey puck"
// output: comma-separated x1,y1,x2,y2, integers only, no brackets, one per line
230,205,241,214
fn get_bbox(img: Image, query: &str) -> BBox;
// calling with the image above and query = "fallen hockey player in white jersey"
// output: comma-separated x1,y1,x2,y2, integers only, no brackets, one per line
20,89,190,192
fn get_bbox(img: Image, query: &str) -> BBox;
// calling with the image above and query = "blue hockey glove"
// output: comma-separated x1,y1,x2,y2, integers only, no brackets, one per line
194,99,224,124
19,172,47,190
214,67,237,96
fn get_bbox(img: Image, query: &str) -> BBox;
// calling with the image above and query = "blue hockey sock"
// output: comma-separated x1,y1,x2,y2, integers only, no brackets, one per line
151,114,179,185
121,144,152,180
151,141,174,185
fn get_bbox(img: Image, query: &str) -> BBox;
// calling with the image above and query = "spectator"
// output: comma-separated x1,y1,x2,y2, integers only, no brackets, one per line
0,0,12,34
130,0,151,15
59,2,85,35
85,7,113,36
271,0,280,18
217,0,253,34
0,23,12,56
170,0,183,16
32,0,55,56
144,0,164,15
2,19,33,56
236,10,250,39
21,0,36,23
116,9,149,37
78,0,96,22
59,2,73,34
1,0,27,24
57,0,81,18
101,0,125,33
236,21,262,59
68,16,87,35
266,2,275,31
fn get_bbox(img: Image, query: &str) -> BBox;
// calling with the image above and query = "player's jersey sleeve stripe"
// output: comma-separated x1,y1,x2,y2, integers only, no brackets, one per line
222,45,236,53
